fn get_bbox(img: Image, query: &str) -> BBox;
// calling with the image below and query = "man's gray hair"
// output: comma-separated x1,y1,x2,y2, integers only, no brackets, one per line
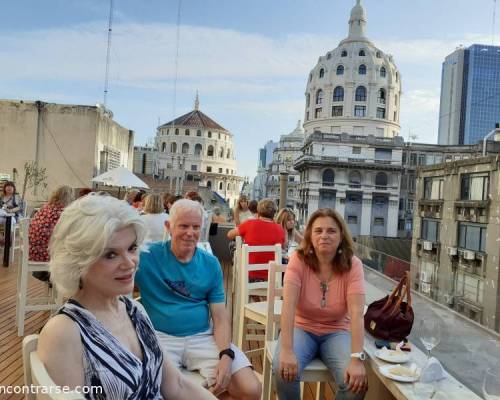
169,199,203,226
49,194,146,297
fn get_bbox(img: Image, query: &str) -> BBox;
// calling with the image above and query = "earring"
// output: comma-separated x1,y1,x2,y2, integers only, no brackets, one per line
337,247,343,255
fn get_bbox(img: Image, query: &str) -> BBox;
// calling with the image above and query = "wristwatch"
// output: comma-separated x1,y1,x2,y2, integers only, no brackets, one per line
351,352,367,361
219,348,235,360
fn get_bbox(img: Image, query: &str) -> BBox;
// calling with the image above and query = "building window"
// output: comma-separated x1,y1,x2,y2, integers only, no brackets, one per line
322,169,335,186
309,73,312,82
191,165,197,171
341,49,347,57
396,72,399,82
407,199,414,211
219,147,224,158
352,147,361,154
355,86,367,101
424,177,444,200
354,106,366,117
333,86,344,101
376,51,381,58
455,272,484,304
218,168,223,173
376,108,386,119
358,64,367,75
219,182,223,190
207,180,212,189
207,145,214,157
421,218,439,242
375,172,388,188
319,68,325,78
306,111,309,121
306,93,310,107
349,171,362,188
182,143,189,154
185,129,190,136
194,143,202,156
315,108,322,118
170,142,177,153
393,111,397,121
460,173,489,201
347,215,358,224
327,53,331,59
378,88,386,104
336,65,344,75
208,131,212,138
161,142,166,152
380,66,386,77
316,89,323,105
418,154,426,165
197,130,202,136
175,128,179,135
226,168,229,174
458,223,487,252
227,148,231,158
374,217,384,226
207,166,212,172
359,49,365,56
332,106,343,116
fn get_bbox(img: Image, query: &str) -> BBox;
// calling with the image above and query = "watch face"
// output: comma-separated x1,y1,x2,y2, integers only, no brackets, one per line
360,352,367,361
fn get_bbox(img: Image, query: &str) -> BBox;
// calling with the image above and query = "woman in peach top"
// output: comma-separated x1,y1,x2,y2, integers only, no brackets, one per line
273,208,367,400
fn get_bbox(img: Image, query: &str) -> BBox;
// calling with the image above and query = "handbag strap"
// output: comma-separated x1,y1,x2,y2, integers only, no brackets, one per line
387,272,413,316
381,275,407,312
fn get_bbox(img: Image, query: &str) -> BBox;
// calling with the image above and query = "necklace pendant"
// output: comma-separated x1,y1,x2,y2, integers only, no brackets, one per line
321,298,326,308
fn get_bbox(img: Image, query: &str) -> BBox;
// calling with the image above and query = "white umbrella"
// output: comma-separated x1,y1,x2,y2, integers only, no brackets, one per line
91,166,149,189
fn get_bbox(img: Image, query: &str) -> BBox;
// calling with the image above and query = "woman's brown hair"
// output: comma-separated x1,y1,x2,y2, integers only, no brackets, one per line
275,208,295,236
49,185,73,207
296,208,354,274
143,193,164,214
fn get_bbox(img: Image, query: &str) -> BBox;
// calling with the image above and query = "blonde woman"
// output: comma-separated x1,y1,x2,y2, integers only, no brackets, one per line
232,195,252,226
37,194,216,400
141,193,170,243
275,208,304,261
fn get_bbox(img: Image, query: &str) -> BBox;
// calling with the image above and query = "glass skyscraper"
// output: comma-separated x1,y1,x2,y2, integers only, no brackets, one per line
438,44,500,145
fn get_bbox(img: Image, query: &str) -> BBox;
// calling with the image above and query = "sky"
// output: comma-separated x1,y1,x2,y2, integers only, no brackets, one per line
0,0,498,179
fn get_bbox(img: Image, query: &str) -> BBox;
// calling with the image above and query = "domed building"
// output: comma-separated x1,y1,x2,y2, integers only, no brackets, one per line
303,0,401,138
295,0,404,237
154,95,243,207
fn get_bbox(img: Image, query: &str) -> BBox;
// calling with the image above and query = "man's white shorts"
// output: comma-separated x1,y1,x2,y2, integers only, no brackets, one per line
156,328,252,387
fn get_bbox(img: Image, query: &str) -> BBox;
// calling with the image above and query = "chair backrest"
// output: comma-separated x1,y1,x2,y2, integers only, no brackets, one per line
19,217,30,264
265,262,287,341
239,243,282,305
23,334,85,399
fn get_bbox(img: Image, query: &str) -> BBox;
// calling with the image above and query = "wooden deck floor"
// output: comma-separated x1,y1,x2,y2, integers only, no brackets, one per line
0,254,334,399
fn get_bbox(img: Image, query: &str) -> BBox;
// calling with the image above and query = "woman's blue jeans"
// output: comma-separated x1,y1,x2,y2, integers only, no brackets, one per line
272,327,365,400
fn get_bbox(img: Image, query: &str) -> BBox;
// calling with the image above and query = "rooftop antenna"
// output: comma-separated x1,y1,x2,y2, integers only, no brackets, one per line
493,0,497,45
103,0,114,108
171,0,183,129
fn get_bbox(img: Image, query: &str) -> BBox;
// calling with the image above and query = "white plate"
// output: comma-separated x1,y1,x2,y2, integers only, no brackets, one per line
379,364,420,383
375,349,410,363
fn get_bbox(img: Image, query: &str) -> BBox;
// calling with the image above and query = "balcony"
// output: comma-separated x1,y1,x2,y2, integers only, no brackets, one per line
455,199,489,223
416,239,440,262
457,249,487,277
419,200,443,219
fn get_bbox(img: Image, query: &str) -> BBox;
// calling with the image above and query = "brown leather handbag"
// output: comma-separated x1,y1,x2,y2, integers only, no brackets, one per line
364,272,414,341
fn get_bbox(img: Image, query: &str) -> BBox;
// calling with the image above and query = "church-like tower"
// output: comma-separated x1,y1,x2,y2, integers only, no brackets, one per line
303,0,402,138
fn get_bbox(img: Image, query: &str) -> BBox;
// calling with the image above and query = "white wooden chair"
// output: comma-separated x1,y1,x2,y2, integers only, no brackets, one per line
23,334,85,399
231,236,243,339
16,218,61,336
235,243,282,359
262,262,335,400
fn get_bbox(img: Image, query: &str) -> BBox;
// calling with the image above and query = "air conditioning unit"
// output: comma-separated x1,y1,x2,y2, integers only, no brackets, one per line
423,241,433,251
443,294,454,306
421,282,431,294
464,250,475,260
447,247,458,256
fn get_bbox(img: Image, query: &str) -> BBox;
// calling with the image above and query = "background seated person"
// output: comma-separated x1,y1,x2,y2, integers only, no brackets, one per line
273,208,367,400
275,208,304,263
227,198,285,281
232,195,252,226
247,200,258,219
136,199,261,399
0,181,24,223
141,193,170,243
29,185,74,282
37,194,215,400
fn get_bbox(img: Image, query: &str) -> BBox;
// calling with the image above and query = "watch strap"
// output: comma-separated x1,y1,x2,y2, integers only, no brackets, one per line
219,348,235,360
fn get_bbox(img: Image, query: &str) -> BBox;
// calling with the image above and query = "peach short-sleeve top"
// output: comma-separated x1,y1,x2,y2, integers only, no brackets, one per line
284,252,365,336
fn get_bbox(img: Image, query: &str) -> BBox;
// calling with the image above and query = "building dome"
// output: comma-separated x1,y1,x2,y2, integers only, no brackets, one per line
303,0,402,138
155,94,242,206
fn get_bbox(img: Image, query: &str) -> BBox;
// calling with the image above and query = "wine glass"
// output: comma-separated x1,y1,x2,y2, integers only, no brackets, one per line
419,319,442,358
483,368,500,400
